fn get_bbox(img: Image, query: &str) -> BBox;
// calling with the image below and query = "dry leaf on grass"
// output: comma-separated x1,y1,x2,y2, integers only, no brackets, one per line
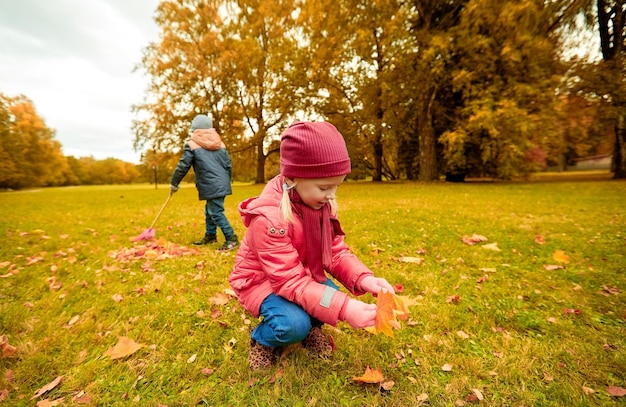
482,242,501,251
103,337,144,360
209,292,230,305
582,386,595,395
36,397,65,406
31,376,63,400
0,335,17,359
352,366,385,384
399,256,424,264
607,386,626,397
462,234,488,245
553,249,570,264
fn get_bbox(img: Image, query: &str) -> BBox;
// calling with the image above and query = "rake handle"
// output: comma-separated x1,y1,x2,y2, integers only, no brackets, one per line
149,193,172,229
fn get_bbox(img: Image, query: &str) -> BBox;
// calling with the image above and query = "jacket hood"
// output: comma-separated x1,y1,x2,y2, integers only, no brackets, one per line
238,177,284,227
190,128,225,151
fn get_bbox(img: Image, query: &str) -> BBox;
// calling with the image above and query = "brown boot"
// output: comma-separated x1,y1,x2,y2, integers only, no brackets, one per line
248,339,279,371
302,326,335,357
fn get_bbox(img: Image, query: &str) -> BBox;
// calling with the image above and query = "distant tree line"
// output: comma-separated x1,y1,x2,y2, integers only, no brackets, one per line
132,0,624,182
0,93,154,189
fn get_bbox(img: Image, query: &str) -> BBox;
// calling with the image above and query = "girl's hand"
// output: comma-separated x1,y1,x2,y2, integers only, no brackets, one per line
343,299,377,328
359,276,395,295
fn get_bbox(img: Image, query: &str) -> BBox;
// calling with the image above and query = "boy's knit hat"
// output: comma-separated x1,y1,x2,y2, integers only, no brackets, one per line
191,114,213,131
280,121,351,178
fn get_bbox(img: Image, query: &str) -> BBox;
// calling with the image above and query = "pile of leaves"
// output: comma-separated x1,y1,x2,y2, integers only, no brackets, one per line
108,239,200,263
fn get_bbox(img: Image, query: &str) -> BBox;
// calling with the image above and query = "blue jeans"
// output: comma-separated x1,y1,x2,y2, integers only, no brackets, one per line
204,197,235,238
251,279,340,348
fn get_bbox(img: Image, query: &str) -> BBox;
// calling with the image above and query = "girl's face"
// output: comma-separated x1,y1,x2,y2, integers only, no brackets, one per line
292,175,346,210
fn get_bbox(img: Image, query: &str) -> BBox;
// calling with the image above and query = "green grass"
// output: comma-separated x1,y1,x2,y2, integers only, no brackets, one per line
1,174,625,406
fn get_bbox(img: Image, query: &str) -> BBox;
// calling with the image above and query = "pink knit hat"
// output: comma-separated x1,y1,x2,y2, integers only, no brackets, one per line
280,121,351,178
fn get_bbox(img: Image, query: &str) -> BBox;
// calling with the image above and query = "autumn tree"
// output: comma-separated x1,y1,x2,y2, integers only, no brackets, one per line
440,0,564,179
0,93,75,189
133,1,229,154
400,1,468,181
545,0,625,178
298,0,423,181
134,0,304,183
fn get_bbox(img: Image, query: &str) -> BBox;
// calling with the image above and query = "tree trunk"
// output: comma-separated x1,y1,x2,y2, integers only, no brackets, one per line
372,138,383,181
613,113,626,178
255,141,266,184
418,89,439,181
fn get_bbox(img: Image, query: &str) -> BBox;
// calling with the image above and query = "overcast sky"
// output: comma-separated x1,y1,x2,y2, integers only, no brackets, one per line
0,0,161,163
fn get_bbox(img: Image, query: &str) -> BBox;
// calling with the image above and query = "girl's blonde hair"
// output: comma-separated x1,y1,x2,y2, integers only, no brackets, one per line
280,178,338,223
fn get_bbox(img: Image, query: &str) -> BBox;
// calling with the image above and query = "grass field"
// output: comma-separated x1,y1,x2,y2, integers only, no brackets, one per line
1,173,625,406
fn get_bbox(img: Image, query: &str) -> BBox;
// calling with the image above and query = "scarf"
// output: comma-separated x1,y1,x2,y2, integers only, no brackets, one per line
289,189,333,281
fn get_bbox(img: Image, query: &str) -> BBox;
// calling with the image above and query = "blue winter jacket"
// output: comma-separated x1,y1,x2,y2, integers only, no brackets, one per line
170,128,233,201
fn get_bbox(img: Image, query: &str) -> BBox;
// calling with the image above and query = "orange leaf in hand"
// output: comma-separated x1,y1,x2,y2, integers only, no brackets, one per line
368,290,410,337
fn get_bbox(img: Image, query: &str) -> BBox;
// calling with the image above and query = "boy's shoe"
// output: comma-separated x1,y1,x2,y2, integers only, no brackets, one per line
193,234,217,245
217,235,239,251
302,326,335,357
249,339,279,371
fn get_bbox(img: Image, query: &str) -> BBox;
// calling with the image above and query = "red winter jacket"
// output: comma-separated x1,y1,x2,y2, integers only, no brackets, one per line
228,175,375,326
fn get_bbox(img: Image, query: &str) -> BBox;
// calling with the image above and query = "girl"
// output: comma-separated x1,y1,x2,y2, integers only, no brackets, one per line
228,121,395,370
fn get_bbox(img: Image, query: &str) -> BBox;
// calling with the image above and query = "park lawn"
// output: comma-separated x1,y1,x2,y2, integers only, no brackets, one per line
0,174,625,406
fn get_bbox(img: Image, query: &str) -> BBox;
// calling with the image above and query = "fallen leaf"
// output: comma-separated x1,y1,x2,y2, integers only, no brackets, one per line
553,250,570,264
544,265,565,271
456,330,470,339
535,235,545,244
187,354,197,363
462,234,488,245
417,393,429,402
352,367,385,384
600,285,619,296
582,386,595,395
209,292,230,306
36,397,65,406
0,335,17,358
472,388,484,401
223,288,237,297
607,386,626,397
31,376,63,400
482,243,501,251
103,337,144,360
381,380,395,391
442,364,453,372
399,257,424,264
446,294,461,304
268,365,284,384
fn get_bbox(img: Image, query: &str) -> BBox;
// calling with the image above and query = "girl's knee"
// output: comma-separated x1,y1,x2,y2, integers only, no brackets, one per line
276,317,311,344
